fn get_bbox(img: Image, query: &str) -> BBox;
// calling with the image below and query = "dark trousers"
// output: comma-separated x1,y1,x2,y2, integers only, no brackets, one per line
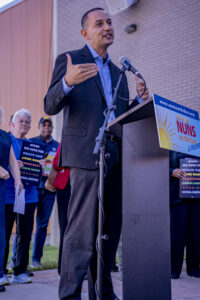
57,182,71,275
4,203,36,275
0,181,6,277
4,204,16,274
170,199,200,275
32,189,56,263
59,140,122,300
13,202,37,275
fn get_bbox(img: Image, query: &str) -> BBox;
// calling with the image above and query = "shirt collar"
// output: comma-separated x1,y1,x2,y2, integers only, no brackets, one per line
39,135,53,143
86,43,111,64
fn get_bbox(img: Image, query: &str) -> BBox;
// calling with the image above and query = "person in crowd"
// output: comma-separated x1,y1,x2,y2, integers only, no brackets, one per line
8,114,14,134
44,7,149,300
170,150,200,279
7,112,34,277
6,114,18,272
45,144,70,275
4,109,38,284
29,116,59,268
0,107,23,292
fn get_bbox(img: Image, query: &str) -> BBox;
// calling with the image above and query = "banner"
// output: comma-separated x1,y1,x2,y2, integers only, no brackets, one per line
153,94,200,157
43,151,57,176
179,158,200,198
20,140,46,186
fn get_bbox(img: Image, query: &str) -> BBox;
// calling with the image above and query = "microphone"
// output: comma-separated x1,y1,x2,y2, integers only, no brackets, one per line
119,56,143,79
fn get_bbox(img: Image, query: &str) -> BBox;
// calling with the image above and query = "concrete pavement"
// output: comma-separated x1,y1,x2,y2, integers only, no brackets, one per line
3,267,200,300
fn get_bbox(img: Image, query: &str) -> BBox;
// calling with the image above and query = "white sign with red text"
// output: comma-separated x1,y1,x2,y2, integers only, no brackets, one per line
153,94,200,157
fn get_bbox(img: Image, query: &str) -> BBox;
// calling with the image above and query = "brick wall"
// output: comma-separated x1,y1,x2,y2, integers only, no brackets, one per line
56,0,200,125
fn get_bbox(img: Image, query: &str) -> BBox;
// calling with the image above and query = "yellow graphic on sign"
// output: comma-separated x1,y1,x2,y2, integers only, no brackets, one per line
157,111,179,151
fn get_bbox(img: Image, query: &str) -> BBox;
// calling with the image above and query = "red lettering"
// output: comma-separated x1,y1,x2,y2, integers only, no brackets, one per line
187,124,193,136
183,123,188,134
192,126,196,137
177,121,196,137
177,120,184,133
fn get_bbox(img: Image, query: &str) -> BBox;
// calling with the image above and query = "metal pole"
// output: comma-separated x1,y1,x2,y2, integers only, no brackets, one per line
94,67,126,300
97,143,105,300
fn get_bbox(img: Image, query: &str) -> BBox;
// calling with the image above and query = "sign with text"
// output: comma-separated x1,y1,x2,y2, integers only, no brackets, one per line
20,140,46,186
153,94,200,157
43,151,57,176
179,158,200,198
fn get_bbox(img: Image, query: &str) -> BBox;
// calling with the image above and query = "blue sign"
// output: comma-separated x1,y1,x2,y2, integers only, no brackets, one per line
20,140,46,186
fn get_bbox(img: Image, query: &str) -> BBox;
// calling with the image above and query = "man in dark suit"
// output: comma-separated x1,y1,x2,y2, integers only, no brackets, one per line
44,7,149,300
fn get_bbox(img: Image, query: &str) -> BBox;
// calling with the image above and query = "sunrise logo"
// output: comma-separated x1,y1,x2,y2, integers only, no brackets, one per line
156,111,179,151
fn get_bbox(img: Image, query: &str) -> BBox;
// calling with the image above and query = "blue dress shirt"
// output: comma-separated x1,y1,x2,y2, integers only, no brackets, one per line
86,43,115,122
62,43,143,122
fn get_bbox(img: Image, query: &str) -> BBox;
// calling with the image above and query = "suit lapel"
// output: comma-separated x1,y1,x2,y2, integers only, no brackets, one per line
80,45,106,102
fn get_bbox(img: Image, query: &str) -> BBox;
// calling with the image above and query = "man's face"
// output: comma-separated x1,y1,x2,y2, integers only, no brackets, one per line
82,10,114,50
13,115,31,136
39,121,53,138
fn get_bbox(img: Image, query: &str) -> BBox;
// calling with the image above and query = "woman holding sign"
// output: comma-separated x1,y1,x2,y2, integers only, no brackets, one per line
170,150,200,279
0,107,23,292
4,109,38,284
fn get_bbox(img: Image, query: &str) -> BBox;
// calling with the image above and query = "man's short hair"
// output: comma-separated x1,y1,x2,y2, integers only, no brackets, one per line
81,7,104,28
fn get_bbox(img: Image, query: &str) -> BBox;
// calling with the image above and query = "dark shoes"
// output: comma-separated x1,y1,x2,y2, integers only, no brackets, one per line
26,270,34,277
171,273,180,279
187,269,200,278
111,265,119,272
171,268,200,279
0,285,6,292
108,296,120,300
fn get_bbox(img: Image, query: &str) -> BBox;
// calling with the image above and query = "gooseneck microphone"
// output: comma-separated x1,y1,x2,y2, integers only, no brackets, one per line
119,56,143,79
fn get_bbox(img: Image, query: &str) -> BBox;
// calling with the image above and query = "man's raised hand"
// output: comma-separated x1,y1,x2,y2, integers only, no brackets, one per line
64,54,99,87
135,76,149,100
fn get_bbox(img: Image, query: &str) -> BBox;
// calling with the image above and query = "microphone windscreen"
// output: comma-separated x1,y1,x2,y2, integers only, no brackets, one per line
119,56,128,65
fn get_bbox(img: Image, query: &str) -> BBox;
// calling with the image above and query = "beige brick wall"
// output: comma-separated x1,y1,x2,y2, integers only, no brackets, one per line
56,0,200,121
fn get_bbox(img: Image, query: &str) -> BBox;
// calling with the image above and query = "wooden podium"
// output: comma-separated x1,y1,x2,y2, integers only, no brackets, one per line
108,98,171,300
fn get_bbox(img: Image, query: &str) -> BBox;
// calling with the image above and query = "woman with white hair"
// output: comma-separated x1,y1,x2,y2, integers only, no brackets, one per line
0,107,23,292
4,109,38,284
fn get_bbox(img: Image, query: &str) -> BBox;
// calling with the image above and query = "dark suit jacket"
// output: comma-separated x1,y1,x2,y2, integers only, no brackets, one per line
44,45,139,169
169,150,197,205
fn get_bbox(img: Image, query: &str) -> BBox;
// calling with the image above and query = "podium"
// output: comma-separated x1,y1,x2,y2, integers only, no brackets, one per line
108,98,171,300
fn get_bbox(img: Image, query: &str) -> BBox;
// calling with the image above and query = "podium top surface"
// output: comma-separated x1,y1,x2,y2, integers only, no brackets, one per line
108,97,154,137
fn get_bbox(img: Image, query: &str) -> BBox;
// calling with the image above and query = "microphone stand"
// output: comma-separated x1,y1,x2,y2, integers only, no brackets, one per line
93,65,127,300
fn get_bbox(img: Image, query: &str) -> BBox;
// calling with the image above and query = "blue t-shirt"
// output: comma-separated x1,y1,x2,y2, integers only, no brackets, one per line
5,134,38,205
